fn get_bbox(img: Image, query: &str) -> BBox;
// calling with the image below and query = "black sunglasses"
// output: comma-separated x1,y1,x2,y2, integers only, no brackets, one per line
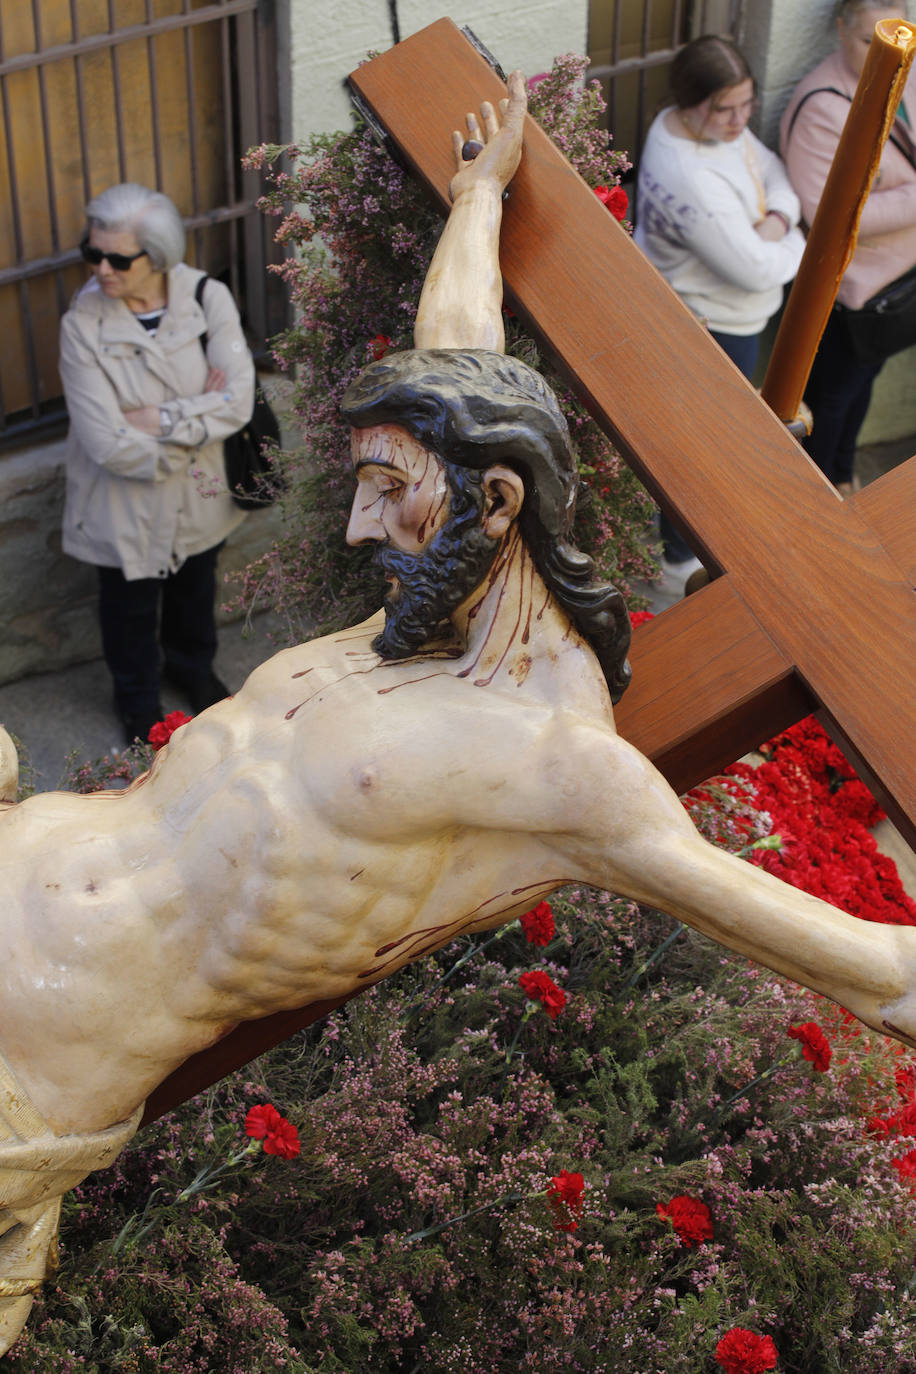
80,238,148,272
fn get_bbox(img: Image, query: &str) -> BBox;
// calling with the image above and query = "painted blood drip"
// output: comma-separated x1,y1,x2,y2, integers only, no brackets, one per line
285,660,390,720
356,881,566,980
457,530,525,684
884,1019,916,1048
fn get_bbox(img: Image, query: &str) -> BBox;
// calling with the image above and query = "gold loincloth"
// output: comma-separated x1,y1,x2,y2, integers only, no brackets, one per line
0,1051,142,1357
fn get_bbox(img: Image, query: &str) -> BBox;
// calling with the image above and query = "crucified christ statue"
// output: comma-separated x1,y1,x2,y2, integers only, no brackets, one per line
1,71,915,1356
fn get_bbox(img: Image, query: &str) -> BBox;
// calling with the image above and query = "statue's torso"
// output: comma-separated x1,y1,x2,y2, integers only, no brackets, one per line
0,608,613,1130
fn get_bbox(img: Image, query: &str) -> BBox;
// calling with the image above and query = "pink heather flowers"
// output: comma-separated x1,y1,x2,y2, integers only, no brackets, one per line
245,1103,301,1159
520,900,555,946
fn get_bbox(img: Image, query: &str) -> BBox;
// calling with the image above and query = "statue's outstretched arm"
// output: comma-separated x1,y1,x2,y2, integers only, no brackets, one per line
413,69,527,353
554,724,916,1050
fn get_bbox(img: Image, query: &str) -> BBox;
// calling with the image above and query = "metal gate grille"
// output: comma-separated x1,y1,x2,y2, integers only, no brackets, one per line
588,0,749,170
0,0,282,446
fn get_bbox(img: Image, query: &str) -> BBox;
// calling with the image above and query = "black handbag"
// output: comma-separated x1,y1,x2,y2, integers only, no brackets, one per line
194,275,283,510
838,263,916,367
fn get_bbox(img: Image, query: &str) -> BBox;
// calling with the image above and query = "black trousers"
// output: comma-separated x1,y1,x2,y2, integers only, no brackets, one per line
803,309,883,486
97,544,221,718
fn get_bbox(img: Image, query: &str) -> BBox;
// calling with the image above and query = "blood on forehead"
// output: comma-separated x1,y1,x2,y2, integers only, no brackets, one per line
350,423,445,480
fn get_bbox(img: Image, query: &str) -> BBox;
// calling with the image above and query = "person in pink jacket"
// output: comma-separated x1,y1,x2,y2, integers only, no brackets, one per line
780,2,916,495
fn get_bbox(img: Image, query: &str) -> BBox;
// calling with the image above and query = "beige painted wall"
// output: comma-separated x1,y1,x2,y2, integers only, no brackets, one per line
284,0,589,139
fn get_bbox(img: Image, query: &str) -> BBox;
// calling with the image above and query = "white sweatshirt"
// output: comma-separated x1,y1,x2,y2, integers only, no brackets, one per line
635,110,805,336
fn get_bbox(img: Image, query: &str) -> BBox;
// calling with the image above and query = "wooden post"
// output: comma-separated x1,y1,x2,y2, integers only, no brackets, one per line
761,18,916,424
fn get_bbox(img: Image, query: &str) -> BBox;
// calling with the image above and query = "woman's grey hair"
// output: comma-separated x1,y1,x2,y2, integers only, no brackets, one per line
84,183,185,270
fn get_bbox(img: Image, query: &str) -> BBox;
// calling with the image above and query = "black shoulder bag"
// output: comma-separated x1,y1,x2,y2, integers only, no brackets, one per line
195,275,283,510
787,87,916,367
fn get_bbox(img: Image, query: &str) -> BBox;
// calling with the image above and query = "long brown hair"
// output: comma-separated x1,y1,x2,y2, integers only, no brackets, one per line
669,34,754,111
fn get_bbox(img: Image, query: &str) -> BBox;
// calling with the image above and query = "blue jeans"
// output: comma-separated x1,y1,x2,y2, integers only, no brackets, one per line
660,329,759,562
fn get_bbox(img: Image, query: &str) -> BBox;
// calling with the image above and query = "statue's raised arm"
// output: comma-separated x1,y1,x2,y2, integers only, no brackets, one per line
413,69,527,351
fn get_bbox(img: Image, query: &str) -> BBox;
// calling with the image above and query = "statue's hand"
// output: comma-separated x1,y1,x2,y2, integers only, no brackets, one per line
448,69,527,203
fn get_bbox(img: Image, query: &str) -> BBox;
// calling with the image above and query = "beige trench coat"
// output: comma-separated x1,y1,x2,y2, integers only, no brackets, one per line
59,263,255,580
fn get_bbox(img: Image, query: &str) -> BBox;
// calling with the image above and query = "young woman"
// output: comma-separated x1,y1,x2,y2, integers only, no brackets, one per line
636,35,804,561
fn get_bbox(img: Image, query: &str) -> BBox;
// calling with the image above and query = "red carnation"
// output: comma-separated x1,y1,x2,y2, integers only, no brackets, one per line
370,333,391,360
245,1103,301,1159
656,1194,714,1247
148,710,192,750
518,969,566,1019
594,183,629,221
715,1327,779,1374
891,1147,916,1180
245,1103,282,1139
787,1021,832,1072
629,609,655,628
546,1169,585,1232
520,900,555,946
262,1116,301,1159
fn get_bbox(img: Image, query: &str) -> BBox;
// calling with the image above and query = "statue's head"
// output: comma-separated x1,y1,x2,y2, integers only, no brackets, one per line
341,349,631,701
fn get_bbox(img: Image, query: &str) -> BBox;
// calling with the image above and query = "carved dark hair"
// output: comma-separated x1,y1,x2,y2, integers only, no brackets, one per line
340,349,631,702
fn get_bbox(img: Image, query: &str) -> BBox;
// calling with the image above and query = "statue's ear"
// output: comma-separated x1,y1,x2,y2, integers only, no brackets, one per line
480,465,524,538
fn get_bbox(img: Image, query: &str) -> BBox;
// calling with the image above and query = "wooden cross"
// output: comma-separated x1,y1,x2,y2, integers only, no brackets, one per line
141,18,916,1123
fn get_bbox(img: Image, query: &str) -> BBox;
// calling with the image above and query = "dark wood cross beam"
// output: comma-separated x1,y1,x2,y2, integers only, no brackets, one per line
140,18,916,1124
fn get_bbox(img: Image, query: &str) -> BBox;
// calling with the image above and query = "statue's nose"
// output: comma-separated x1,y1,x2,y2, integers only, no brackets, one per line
345,489,383,547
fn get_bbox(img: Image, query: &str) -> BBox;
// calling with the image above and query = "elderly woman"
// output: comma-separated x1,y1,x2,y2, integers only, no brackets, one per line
59,183,255,743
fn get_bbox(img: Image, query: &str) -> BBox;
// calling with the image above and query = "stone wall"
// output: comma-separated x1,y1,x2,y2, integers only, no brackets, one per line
283,0,589,140
0,436,283,687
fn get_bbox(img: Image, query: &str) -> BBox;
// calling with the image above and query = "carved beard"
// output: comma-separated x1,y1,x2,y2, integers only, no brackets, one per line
371,493,500,660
